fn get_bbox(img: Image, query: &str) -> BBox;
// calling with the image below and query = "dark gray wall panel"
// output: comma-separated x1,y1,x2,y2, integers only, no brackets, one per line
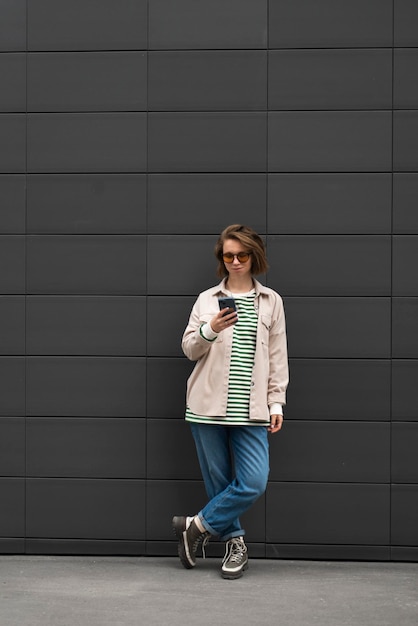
149,0,267,49
269,0,393,48
0,0,26,52
391,485,418,545
0,115,26,173
27,175,146,234
392,423,418,483
0,358,25,416
26,418,146,478
283,297,391,358
147,297,195,357
391,546,418,561
268,174,392,234
393,174,418,234
394,49,418,109
267,544,390,561
147,358,193,417
147,419,201,479
27,113,147,173
148,174,266,234
148,113,267,173
0,539,24,554
0,479,25,536
26,538,145,556
394,0,418,46
270,422,390,483
26,479,145,540
149,51,266,111
0,176,26,234
0,53,26,112
26,236,146,295
27,0,147,51
26,296,146,356
392,299,418,358
392,361,418,421
0,418,25,476
269,49,391,110
266,483,390,545
0,236,25,293
268,112,392,172
148,235,217,295
147,480,265,542
394,112,418,172
0,297,25,355
268,236,391,296
286,359,391,421
393,236,418,296
146,480,206,540
26,357,146,417
28,52,147,112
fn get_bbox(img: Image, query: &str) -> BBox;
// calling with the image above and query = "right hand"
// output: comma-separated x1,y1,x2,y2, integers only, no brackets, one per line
210,308,238,334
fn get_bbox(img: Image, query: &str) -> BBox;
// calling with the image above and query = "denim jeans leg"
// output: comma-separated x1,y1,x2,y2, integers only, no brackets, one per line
190,423,232,499
190,423,242,537
191,423,269,541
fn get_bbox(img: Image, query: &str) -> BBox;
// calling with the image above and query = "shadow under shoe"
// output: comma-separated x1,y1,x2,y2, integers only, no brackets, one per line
172,515,211,569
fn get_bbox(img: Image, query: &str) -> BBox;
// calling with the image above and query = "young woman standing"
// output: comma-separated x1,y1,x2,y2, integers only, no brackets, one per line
173,224,289,579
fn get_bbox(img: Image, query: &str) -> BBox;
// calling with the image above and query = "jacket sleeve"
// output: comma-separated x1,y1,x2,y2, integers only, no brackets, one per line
267,294,289,406
181,296,217,362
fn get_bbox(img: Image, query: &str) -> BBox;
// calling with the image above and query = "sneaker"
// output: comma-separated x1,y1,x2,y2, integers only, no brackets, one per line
172,515,210,569
221,537,248,579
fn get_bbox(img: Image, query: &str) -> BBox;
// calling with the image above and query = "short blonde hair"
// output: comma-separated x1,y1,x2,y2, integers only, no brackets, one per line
214,224,268,278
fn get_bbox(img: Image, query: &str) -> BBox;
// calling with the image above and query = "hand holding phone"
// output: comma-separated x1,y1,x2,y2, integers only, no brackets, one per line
208,297,238,334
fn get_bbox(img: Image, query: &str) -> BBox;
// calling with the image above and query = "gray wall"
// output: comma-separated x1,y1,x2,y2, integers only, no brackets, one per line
0,0,417,561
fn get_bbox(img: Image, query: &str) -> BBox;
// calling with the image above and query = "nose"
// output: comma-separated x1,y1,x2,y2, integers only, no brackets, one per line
232,255,241,264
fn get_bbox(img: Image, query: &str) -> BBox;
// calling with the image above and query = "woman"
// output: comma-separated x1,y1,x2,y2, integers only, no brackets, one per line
172,224,289,579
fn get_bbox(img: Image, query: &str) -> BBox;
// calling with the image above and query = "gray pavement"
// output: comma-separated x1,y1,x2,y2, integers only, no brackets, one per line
0,555,417,626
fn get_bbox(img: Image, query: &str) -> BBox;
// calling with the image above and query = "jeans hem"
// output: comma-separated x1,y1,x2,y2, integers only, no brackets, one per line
199,513,245,541
220,530,246,542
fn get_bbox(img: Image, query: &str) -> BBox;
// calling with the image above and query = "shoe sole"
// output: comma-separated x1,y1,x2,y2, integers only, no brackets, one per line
221,561,249,580
172,516,195,570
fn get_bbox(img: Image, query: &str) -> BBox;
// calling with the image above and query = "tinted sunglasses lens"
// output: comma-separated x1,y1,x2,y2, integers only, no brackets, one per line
222,253,250,263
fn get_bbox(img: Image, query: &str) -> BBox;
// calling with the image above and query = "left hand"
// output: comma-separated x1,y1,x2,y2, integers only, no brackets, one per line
268,414,283,434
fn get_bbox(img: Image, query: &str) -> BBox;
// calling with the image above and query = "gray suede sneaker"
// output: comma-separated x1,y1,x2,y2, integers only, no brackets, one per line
221,537,248,579
172,515,211,569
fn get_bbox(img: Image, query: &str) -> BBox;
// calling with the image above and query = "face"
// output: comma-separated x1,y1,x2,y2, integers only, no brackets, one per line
222,238,252,279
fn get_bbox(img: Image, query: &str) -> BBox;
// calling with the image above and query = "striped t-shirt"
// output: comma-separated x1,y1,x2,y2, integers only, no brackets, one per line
185,291,270,427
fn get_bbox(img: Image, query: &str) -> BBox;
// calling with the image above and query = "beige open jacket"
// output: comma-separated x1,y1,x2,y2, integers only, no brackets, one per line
182,278,289,422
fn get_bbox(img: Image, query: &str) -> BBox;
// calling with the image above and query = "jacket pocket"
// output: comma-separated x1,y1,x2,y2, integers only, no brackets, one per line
260,314,271,345
261,314,272,330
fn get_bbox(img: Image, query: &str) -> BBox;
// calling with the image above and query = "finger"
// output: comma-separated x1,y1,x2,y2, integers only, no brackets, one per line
221,313,238,327
221,309,237,320
269,415,283,433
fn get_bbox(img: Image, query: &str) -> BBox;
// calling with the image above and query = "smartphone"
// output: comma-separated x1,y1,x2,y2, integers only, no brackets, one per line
218,297,237,315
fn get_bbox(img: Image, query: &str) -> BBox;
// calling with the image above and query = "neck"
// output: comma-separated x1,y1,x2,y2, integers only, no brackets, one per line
225,275,254,294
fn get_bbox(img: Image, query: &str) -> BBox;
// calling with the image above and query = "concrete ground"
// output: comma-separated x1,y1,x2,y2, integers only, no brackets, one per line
0,556,417,626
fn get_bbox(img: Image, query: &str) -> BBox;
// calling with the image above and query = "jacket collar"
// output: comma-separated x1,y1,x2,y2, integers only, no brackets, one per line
211,277,269,297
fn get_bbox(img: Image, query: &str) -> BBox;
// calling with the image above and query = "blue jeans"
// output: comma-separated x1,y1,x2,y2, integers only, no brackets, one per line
190,423,269,542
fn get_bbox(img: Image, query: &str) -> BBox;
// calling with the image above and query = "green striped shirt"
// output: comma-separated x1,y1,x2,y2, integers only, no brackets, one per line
186,291,270,427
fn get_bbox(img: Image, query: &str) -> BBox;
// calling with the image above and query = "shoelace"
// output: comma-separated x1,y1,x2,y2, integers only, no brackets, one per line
192,533,210,560
228,539,246,563
201,535,210,559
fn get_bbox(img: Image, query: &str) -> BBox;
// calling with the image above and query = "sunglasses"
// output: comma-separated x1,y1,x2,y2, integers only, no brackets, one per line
223,252,251,264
